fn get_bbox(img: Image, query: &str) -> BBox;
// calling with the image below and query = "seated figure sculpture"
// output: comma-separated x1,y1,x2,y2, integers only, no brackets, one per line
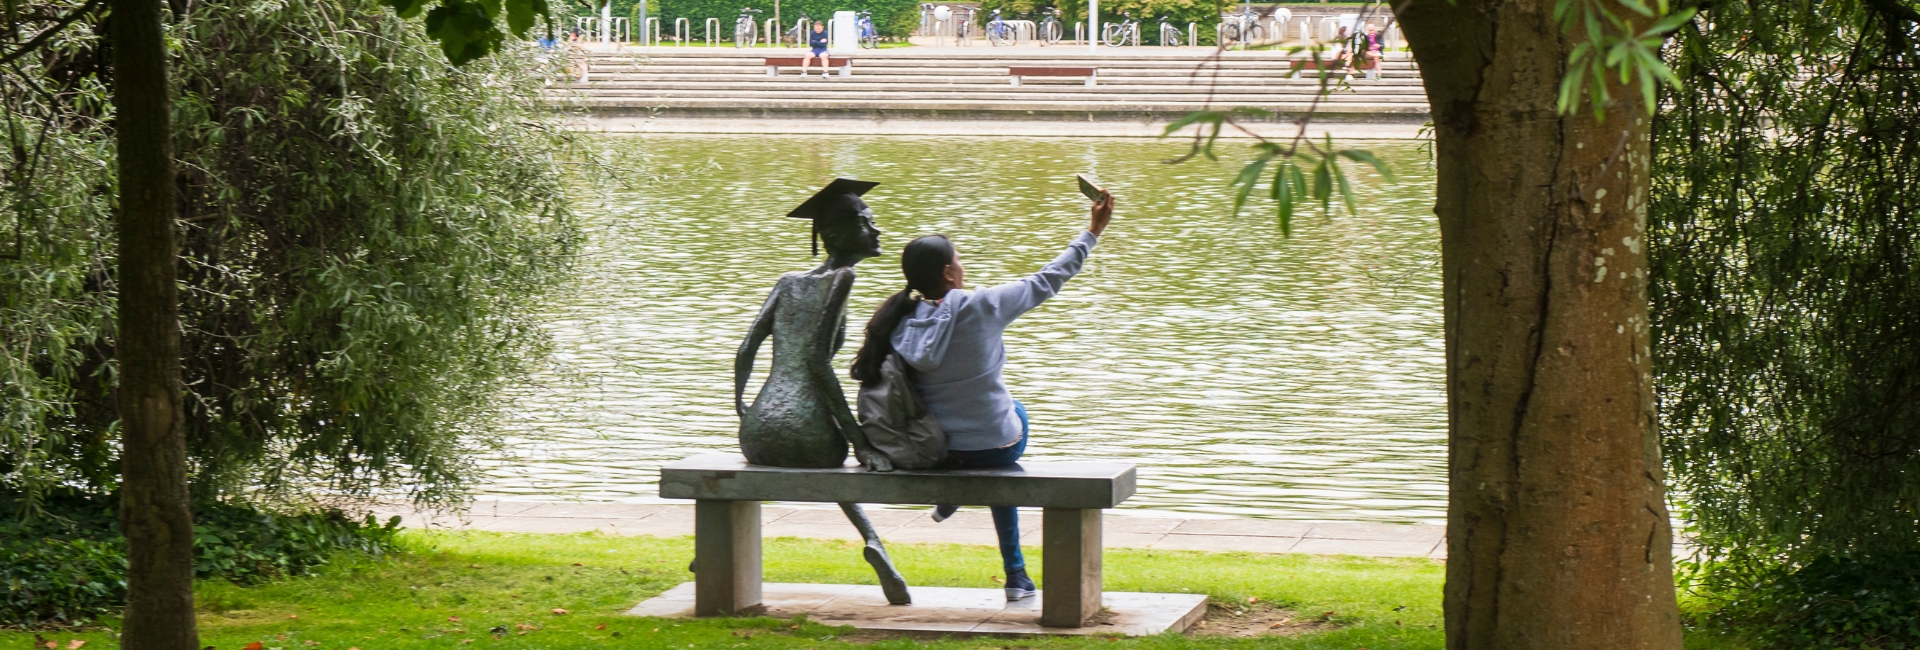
731,178,911,605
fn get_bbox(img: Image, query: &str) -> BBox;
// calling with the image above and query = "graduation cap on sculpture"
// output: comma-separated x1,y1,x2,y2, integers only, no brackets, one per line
788,178,880,257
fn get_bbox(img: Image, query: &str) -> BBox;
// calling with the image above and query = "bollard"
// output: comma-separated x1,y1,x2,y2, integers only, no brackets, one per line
765,18,777,47
675,17,689,45
706,17,719,46
1188,22,1195,47
646,17,661,46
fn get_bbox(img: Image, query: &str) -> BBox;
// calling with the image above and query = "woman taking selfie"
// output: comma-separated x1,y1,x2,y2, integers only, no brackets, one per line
849,190,1114,601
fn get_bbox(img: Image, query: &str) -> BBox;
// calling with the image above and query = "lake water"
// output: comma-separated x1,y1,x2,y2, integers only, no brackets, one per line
477,134,1445,524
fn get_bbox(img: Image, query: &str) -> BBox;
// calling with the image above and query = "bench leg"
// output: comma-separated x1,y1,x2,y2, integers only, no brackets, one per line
839,63,851,77
767,65,777,76
1041,508,1102,627
695,499,762,616
1085,75,1096,87
1011,76,1021,86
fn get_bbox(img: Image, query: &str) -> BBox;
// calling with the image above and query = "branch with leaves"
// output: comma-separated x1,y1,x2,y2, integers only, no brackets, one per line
384,0,557,64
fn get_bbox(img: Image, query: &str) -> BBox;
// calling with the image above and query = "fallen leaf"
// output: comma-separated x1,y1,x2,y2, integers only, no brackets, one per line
596,623,607,630
288,614,298,619
245,644,264,650
43,643,55,650
448,616,461,622
461,640,474,645
516,623,537,631
551,608,569,615
1321,611,1337,619
1247,596,1259,604
68,642,87,650
571,563,583,566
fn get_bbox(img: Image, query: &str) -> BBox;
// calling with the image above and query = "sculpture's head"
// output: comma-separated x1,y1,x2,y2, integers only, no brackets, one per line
789,178,883,262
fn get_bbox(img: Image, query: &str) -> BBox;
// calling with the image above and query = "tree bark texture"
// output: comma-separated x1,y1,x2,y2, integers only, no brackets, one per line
1395,2,1683,648
112,0,199,647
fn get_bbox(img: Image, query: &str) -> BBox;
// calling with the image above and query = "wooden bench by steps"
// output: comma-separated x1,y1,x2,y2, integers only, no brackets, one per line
1008,66,1098,87
765,56,853,77
660,453,1136,628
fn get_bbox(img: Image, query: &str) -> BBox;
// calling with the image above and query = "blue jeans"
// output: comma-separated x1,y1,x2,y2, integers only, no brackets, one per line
945,401,1029,572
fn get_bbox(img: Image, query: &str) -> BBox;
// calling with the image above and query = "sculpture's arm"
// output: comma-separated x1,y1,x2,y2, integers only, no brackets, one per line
735,284,780,418
820,269,893,472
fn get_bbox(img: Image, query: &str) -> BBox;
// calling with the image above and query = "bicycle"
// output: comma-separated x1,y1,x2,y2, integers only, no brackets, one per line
1101,11,1137,47
734,7,760,47
1157,14,1183,46
954,7,973,41
986,9,1017,46
1037,7,1063,44
1219,5,1263,45
857,10,879,48
782,12,812,47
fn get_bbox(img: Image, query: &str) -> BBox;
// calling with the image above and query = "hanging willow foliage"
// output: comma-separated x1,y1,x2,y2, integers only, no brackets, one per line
1649,0,1920,635
0,0,578,510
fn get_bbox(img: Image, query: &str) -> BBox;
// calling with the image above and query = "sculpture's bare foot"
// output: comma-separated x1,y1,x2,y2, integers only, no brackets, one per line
863,541,912,605
864,453,895,473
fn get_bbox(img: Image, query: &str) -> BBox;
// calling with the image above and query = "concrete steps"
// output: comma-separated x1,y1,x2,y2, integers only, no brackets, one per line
560,45,1432,132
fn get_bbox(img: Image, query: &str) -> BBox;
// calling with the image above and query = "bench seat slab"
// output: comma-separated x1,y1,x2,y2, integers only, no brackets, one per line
661,454,1136,509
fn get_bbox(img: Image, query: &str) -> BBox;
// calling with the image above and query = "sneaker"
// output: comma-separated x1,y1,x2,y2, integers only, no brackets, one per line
1004,567,1037,601
930,505,959,522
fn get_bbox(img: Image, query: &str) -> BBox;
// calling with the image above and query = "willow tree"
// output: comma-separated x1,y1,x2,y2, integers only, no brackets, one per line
1182,0,1693,646
1651,0,1920,646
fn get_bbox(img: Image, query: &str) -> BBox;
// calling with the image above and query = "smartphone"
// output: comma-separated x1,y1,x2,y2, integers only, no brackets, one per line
1075,173,1106,201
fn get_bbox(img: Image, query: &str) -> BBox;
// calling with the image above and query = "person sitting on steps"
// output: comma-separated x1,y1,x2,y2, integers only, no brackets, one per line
849,188,1115,602
802,21,831,78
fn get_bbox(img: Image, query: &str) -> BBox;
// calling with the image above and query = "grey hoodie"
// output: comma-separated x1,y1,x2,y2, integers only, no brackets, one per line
890,231,1099,451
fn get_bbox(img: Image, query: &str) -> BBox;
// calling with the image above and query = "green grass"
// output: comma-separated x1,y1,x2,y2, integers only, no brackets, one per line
8,530,1445,649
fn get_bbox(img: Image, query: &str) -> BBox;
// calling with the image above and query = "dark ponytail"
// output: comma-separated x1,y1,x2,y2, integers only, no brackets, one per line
850,235,955,385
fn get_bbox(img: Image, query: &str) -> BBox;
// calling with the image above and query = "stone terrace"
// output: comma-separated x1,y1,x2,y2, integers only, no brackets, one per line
555,45,1431,137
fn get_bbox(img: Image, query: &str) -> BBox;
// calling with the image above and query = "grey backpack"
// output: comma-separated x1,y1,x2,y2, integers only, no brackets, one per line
856,353,948,470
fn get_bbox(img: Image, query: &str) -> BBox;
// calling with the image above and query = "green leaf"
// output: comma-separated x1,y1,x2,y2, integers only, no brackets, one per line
386,0,432,19
1229,157,1269,216
1312,160,1332,212
1274,163,1294,237
1336,149,1395,181
1334,162,1356,216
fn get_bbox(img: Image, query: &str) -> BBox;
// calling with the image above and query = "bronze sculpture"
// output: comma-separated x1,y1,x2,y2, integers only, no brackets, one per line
732,178,910,605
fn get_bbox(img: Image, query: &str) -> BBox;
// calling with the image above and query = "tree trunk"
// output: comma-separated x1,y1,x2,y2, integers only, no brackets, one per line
112,0,199,647
1395,2,1684,648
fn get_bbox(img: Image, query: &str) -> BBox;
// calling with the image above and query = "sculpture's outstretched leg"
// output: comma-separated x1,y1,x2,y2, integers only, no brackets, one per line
840,502,910,605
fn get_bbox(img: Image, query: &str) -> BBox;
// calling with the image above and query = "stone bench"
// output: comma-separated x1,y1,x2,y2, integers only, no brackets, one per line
660,453,1136,627
1008,66,1098,87
765,56,853,77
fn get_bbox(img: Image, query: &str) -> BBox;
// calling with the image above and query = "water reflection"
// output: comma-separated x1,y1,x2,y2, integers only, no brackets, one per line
478,135,1445,524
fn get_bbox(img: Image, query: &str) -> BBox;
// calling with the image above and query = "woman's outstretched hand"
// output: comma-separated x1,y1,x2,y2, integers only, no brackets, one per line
1089,191,1113,236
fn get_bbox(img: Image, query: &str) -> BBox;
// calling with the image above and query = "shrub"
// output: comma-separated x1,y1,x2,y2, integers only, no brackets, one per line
0,494,401,629
1706,553,1920,650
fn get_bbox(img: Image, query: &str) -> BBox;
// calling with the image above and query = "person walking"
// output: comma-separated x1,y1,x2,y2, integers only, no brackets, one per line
849,189,1115,601
801,20,832,78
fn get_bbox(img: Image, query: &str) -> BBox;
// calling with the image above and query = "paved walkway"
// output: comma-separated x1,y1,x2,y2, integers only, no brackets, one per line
379,501,1450,560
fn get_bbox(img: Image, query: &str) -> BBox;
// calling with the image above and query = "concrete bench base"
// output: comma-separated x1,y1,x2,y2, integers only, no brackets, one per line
628,582,1209,637
1009,66,1097,87
662,454,1137,628
765,57,853,77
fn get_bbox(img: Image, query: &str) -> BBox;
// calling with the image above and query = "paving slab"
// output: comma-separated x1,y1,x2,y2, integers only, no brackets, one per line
514,502,669,519
625,582,1207,637
1169,518,1315,538
477,516,629,534
1288,537,1441,558
1153,533,1302,554
621,508,695,537
1306,522,1447,543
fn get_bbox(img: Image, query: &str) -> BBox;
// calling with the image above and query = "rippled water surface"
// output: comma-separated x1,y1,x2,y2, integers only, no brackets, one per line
478,135,1445,524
